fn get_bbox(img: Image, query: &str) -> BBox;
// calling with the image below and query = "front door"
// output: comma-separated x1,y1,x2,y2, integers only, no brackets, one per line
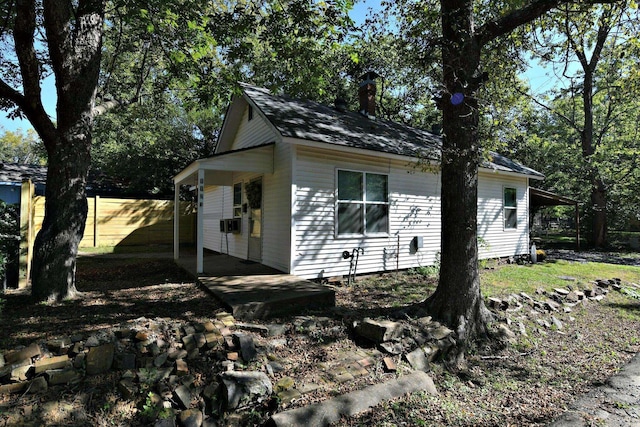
247,177,262,262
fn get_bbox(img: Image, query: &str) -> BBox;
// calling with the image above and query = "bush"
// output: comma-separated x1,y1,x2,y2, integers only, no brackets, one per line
0,201,20,287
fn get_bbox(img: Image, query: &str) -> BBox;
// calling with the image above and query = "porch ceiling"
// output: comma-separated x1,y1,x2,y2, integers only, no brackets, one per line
530,187,578,207
174,143,275,186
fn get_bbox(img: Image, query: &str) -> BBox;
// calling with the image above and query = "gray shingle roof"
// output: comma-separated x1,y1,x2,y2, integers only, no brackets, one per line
242,83,544,179
0,163,47,184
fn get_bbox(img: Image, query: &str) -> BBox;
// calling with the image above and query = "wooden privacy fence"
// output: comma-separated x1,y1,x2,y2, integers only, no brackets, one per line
18,180,195,287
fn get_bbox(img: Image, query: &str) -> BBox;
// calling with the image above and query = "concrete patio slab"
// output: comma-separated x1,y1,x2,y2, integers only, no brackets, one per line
176,251,335,320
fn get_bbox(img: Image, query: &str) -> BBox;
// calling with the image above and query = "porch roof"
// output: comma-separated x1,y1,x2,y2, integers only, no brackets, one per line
530,187,578,207
173,143,275,186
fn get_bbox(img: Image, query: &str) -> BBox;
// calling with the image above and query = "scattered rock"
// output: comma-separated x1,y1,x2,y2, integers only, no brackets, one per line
355,319,404,343
519,292,534,303
4,343,41,365
34,355,70,374
405,348,429,372
11,364,32,381
178,408,203,427
233,333,257,362
383,357,397,372
220,371,272,410
173,384,192,410
497,324,516,343
86,343,115,375
378,341,403,355
0,381,29,395
278,388,302,404
518,322,527,336
47,368,81,385
551,316,563,330
118,378,138,399
28,376,48,394
176,359,189,376
275,376,294,392
488,297,503,310
429,325,453,340
266,324,288,337
544,300,560,312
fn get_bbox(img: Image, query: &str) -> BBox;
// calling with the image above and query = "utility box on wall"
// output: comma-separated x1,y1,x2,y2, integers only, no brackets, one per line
220,218,242,234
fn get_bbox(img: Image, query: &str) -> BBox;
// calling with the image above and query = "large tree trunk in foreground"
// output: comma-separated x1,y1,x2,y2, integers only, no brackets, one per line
422,0,492,352
421,0,568,353
7,0,105,302
31,127,91,302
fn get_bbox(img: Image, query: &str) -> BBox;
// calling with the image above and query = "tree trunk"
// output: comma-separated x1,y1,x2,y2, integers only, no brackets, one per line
577,30,610,248
31,123,92,302
25,1,105,302
591,177,607,248
423,0,492,354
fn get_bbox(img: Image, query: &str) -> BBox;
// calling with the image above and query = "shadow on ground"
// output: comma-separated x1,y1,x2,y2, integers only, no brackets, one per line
1,257,224,349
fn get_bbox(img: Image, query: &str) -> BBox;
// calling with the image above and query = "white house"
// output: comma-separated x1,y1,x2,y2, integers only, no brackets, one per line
173,75,544,278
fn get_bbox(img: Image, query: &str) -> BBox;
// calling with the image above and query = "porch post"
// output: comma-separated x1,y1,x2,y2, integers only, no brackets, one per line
197,169,205,274
174,182,180,261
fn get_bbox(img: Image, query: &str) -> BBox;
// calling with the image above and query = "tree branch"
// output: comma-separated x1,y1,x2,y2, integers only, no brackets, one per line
92,98,130,117
515,86,581,133
11,0,57,148
15,0,42,107
477,0,569,47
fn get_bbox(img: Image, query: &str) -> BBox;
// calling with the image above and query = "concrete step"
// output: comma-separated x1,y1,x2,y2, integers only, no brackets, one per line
199,274,335,320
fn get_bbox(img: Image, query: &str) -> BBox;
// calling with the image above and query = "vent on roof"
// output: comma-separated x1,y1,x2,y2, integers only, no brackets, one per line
334,97,348,113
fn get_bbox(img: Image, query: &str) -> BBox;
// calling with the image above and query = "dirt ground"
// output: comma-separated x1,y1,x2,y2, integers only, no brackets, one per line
1,253,640,426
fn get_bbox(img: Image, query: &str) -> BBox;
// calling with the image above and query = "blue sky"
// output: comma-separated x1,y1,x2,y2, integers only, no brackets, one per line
0,0,561,134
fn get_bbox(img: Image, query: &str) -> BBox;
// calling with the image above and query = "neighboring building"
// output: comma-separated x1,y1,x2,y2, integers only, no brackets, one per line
0,163,47,204
0,162,150,204
173,75,544,278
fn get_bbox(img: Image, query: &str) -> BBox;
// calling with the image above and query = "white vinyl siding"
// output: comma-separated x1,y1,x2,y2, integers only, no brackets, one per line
202,172,252,259
231,105,277,150
292,145,440,279
201,144,291,273
261,143,292,272
477,172,529,259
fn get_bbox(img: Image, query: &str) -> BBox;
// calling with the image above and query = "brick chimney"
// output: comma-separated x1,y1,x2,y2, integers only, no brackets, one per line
358,71,379,118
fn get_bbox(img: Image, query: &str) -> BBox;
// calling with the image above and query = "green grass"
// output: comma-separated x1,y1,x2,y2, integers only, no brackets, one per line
78,244,173,254
481,259,640,297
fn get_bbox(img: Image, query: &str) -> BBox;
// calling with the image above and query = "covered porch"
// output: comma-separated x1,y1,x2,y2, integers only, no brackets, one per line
173,143,275,274
529,187,581,250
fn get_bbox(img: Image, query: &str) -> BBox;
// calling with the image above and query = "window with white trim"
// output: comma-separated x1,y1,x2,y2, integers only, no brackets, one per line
233,182,242,217
337,170,389,236
503,187,517,229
